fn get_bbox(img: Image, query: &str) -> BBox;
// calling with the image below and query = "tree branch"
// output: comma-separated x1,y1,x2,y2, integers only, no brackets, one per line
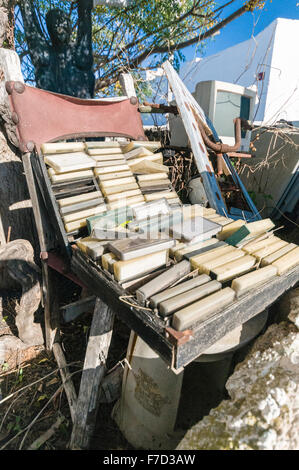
96,0,206,65
126,3,250,69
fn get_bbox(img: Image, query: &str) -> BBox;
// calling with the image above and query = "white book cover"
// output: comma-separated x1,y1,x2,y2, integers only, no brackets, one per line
171,216,222,243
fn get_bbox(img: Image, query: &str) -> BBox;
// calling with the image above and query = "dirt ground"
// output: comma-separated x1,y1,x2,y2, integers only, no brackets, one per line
0,279,134,450
0,220,298,450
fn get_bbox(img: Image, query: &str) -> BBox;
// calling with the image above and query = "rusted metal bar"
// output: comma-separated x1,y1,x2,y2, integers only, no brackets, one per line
198,117,242,153
140,101,179,115
165,326,193,347
226,151,253,159
46,251,87,289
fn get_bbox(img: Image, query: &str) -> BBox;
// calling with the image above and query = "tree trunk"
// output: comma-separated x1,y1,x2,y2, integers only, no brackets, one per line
0,38,39,284
0,123,37,244
0,1,15,49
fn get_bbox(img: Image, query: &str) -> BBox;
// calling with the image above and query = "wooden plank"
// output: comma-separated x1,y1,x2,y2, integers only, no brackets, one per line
60,198,105,216
162,60,227,215
62,204,107,224
22,153,58,350
53,342,77,422
173,287,235,331
175,265,299,369
41,142,85,154
42,263,60,351
97,171,133,181
129,160,169,174
58,191,103,207
49,169,94,184
22,153,54,252
70,298,115,450
119,73,137,98
136,260,191,304
61,296,96,323
44,152,96,173
31,152,71,258
51,178,95,193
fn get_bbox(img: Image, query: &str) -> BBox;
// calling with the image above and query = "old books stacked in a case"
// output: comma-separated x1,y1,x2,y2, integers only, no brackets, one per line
75,205,137,264
123,140,163,174
78,198,299,333
215,217,299,274
241,235,299,275
88,205,136,240
228,233,299,298
201,211,234,227
134,260,236,331
42,138,299,335
84,199,180,284
103,235,175,283
92,199,174,282
136,173,181,206
41,142,106,233
88,141,145,210
122,141,181,206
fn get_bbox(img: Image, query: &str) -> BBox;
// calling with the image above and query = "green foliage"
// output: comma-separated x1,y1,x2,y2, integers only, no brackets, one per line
248,190,257,205
92,0,216,94
7,415,22,433
18,368,23,383
2,362,9,372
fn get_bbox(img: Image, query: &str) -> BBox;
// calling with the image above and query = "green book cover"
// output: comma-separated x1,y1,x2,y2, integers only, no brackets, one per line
225,225,251,246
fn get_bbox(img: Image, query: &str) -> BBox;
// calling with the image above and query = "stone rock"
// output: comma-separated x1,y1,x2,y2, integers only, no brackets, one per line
276,287,299,328
177,291,299,450
0,334,43,370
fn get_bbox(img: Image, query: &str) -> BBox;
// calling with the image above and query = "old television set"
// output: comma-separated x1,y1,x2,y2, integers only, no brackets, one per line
169,80,257,152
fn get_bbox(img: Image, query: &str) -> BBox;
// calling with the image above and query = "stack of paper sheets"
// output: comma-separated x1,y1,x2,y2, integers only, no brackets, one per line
41,140,299,334
170,216,222,244
42,142,106,233
88,141,146,210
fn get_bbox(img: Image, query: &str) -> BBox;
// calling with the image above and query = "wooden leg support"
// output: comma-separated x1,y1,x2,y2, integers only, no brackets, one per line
53,342,78,423
70,297,115,450
43,262,60,351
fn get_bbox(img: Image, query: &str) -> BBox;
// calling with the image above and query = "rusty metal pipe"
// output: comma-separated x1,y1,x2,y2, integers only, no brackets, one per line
198,117,242,153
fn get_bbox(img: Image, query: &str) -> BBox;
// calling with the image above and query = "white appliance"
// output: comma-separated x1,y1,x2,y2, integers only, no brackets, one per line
169,80,257,152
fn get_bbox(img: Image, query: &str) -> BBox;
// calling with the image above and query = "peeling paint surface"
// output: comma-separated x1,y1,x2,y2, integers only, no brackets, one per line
134,368,171,417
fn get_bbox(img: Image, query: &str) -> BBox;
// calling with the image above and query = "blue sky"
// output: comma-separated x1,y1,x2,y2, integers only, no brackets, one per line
184,0,299,62
144,0,298,124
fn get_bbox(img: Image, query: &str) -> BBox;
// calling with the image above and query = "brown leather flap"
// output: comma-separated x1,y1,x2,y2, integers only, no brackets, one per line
6,81,146,152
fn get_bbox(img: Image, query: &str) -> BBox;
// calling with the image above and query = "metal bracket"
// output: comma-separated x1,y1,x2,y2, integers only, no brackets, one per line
165,326,193,346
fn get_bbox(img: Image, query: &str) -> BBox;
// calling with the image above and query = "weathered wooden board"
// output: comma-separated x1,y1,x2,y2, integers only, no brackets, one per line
22,153,62,349
30,151,71,257
70,298,115,449
162,60,227,215
61,296,96,323
22,153,56,253
53,342,77,422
